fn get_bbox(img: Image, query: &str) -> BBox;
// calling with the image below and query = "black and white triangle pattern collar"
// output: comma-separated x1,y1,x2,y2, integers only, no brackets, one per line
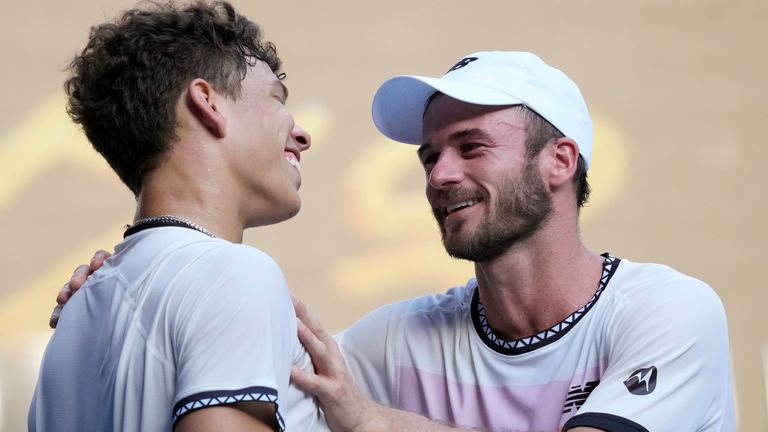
471,253,621,355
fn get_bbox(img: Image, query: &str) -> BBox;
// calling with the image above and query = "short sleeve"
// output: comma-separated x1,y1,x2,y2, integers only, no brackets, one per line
565,274,734,431
170,246,295,430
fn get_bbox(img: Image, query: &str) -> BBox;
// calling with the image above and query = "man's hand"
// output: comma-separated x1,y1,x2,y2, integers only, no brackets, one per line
49,249,112,328
290,293,386,432
291,294,482,432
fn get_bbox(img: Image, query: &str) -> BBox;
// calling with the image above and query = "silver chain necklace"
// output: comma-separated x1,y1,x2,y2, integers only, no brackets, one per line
127,215,216,238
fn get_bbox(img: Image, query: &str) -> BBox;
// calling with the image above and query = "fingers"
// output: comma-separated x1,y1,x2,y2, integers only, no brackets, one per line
51,263,88,328
290,291,310,322
296,318,329,363
49,304,64,329
89,250,111,272
65,249,110,300
290,365,341,402
291,293,330,343
50,250,111,329
59,265,90,304
290,365,322,394
293,295,347,378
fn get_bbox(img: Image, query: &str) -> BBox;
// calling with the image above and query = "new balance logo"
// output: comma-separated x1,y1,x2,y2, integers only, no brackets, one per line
623,366,658,395
562,380,599,414
446,57,478,73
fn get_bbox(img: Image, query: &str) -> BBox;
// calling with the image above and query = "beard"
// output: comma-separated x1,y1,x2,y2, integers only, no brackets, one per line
431,161,553,262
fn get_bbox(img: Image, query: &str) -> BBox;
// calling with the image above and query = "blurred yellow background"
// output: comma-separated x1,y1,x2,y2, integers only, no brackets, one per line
1,0,766,430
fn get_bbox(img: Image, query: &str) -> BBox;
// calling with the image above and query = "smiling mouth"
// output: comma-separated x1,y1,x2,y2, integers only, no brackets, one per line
445,199,481,215
285,153,301,171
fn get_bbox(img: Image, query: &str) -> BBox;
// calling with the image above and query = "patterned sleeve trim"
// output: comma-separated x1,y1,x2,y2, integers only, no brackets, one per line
172,385,284,431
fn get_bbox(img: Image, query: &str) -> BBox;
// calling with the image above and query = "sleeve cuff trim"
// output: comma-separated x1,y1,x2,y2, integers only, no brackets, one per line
564,412,649,432
173,385,284,431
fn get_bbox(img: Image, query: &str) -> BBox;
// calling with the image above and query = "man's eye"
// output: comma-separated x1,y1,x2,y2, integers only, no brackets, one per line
460,142,483,153
421,154,438,168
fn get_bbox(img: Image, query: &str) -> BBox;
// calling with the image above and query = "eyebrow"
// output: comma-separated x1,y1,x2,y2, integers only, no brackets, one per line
448,128,493,142
418,128,493,158
273,81,289,101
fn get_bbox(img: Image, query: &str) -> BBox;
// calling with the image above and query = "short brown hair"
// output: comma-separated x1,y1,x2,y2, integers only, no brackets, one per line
518,106,591,209
65,1,283,195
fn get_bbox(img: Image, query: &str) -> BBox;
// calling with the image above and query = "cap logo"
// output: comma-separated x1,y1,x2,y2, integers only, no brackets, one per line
446,57,478,73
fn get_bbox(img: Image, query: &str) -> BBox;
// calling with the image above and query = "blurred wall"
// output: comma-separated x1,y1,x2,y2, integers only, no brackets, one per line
1,0,766,430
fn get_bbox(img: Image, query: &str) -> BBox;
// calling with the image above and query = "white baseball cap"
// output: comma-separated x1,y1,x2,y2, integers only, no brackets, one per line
371,51,593,167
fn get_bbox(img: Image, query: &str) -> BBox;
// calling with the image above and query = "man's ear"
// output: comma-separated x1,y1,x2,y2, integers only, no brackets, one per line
546,137,579,188
187,78,226,138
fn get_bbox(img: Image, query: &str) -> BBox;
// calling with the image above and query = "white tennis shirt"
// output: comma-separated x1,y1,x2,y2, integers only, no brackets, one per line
338,255,734,431
29,227,325,431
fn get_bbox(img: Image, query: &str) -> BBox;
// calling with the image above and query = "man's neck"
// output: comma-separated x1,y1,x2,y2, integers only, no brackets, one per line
135,178,246,244
473,219,603,340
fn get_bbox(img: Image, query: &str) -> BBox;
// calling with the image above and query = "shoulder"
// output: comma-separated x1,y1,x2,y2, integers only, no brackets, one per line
574,257,734,431
340,280,475,340
162,241,291,315
197,242,283,273
120,229,286,281
608,258,723,313
178,242,288,290
370,280,475,321
169,243,295,344
600,257,728,347
209,244,288,299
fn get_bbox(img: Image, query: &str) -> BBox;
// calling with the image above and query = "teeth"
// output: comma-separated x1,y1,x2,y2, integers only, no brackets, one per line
286,156,301,171
446,199,479,214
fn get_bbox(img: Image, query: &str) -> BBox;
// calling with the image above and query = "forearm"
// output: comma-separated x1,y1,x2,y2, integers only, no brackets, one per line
360,403,482,432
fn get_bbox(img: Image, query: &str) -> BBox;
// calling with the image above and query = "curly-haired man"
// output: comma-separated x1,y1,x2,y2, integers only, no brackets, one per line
28,2,321,431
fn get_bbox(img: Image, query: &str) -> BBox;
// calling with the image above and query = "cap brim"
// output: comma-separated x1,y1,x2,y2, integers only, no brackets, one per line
372,75,524,144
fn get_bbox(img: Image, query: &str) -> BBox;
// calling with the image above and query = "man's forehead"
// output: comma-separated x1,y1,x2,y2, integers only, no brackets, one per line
249,60,288,96
422,99,526,141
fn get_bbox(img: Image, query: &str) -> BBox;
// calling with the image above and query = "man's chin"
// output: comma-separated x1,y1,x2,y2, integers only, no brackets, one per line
442,244,482,262
437,220,481,260
441,233,475,261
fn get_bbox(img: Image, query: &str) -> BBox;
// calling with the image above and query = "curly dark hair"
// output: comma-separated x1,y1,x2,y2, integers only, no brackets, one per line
65,1,283,195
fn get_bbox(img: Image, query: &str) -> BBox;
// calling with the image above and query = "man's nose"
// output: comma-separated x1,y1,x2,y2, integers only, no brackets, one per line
292,123,311,152
428,151,464,189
